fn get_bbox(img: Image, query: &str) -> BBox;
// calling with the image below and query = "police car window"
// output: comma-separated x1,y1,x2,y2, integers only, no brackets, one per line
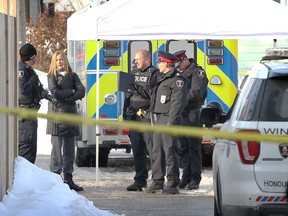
237,78,263,121
260,78,288,121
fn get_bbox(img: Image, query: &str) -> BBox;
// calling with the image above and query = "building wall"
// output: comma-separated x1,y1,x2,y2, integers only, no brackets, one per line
0,0,18,201
29,0,41,23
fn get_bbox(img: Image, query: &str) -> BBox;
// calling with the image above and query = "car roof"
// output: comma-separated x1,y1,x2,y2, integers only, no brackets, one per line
249,61,288,79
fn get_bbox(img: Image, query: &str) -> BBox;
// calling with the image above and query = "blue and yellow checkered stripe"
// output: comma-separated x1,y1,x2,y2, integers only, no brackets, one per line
85,40,128,119
197,40,238,112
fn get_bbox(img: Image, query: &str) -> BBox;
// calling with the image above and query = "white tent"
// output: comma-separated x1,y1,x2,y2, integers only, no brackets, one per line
67,0,130,40
68,0,288,41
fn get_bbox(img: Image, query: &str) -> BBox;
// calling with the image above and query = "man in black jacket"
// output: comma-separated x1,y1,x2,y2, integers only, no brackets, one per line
124,49,158,191
173,50,208,190
147,51,188,195
18,43,53,164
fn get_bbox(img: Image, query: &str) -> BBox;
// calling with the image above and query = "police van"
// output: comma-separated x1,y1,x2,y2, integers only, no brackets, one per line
67,39,238,167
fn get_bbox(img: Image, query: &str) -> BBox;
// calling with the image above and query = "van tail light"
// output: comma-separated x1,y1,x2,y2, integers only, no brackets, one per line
121,129,129,135
103,128,118,135
236,130,260,164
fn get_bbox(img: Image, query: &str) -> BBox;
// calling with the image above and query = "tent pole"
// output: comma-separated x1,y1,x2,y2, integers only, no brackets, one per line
95,39,100,187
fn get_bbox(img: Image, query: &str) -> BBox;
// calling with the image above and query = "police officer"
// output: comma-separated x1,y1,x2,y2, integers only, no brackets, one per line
18,43,53,163
123,49,159,191
173,50,208,190
147,51,188,195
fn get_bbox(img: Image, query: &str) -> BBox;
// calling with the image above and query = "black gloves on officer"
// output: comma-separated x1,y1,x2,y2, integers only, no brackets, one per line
125,107,137,120
41,89,55,102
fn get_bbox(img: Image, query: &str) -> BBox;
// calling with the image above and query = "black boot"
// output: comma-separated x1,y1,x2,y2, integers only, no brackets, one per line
64,173,84,192
179,179,190,189
146,182,164,193
126,181,147,191
187,180,200,190
162,186,179,195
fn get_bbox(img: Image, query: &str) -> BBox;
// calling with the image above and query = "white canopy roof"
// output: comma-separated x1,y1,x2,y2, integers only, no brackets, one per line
67,0,288,40
67,0,130,40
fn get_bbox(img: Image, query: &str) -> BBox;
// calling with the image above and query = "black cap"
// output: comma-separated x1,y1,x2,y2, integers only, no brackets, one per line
157,51,178,63
19,43,37,62
173,50,187,62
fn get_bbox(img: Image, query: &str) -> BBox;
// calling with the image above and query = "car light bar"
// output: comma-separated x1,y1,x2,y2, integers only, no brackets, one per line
266,47,288,57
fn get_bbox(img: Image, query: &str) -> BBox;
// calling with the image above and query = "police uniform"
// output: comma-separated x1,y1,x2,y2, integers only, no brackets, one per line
18,43,52,164
173,50,208,190
123,65,158,191
148,51,188,194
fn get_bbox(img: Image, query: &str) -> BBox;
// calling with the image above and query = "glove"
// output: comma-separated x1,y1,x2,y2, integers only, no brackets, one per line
65,96,75,103
41,90,52,101
45,94,53,102
125,107,136,120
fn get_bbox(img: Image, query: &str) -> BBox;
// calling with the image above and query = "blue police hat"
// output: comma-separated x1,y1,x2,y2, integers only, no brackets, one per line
158,51,178,63
173,50,187,62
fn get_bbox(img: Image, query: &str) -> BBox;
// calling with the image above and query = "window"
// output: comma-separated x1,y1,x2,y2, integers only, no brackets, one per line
260,78,288,121
237,79,263,121
127,41,152,72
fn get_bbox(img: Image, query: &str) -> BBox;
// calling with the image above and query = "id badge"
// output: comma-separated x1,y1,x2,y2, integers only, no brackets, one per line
160,95,166,104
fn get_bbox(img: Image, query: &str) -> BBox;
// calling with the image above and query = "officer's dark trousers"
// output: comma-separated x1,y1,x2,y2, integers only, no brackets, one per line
178,109,202,183
129,115,152,183
151,114,180,187
18,119,38,164
50,135,75,174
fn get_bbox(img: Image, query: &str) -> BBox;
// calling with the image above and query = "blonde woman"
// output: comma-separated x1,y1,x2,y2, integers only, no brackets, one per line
46,51,85,192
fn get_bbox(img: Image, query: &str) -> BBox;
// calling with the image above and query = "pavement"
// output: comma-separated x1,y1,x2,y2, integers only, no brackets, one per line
35,151,213,216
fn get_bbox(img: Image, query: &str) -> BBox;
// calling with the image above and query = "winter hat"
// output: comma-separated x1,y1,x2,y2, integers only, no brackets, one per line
19,43,37,61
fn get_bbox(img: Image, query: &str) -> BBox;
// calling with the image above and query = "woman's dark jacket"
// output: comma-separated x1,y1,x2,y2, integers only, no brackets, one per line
46,72,85,136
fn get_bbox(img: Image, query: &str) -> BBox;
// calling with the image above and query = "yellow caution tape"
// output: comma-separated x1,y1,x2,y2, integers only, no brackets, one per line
1,106,288,143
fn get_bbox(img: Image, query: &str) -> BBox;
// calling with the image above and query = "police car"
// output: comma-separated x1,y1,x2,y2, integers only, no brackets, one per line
201,47,288,216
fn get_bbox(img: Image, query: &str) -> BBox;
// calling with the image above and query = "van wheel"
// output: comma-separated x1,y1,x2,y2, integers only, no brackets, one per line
81,147,110,167
75,147,110,167
98,147,110,167
201,146,212,167
75,147,93,167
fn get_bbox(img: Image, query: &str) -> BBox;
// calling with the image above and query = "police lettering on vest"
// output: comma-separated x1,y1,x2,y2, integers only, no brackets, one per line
134,75,149,85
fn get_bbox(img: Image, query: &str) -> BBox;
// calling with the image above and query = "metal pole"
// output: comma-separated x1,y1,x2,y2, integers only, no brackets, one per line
95,39,100,186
